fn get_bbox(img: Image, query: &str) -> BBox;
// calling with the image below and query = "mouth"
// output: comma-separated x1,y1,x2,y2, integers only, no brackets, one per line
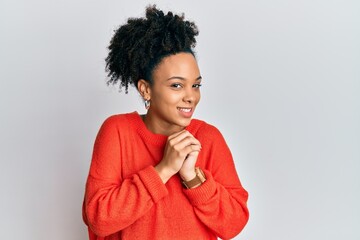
177,107,194,118
177,107,192,113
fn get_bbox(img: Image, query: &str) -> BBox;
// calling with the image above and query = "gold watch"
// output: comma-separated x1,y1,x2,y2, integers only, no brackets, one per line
182,167,206,189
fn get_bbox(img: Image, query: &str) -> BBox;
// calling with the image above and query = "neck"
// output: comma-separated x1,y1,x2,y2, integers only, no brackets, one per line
141,113,184,136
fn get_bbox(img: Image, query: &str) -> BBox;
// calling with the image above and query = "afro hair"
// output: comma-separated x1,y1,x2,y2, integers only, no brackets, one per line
105,5,199,93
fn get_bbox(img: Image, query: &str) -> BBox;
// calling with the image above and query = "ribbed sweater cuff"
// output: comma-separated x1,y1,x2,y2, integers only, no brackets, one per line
182,169,217,206
138,165,169,203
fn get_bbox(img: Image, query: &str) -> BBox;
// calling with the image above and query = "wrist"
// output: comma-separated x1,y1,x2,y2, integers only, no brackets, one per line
179,169,196,182
181,167,206,189
155,164,173,184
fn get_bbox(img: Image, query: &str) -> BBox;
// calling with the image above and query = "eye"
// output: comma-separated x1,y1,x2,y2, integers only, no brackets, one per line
171,83,182,89
192,84,202,88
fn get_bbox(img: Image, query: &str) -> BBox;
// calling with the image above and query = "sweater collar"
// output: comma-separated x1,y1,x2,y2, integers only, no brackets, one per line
130,111,195,146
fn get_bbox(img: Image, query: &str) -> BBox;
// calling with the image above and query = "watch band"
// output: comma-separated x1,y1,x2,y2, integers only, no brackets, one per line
182,167,206,189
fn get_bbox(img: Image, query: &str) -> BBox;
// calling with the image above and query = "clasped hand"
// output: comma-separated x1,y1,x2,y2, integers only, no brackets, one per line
155,130,201,183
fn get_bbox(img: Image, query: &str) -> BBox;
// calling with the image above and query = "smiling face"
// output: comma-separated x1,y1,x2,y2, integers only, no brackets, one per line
138,52,202,136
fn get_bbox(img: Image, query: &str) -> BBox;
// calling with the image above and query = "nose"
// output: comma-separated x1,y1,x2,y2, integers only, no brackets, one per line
183,87,196,103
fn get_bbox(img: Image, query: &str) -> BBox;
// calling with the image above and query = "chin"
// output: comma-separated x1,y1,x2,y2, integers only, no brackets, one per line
175,118,192,128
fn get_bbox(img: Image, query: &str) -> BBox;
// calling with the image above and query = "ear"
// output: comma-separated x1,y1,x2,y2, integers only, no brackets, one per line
137,79,151,100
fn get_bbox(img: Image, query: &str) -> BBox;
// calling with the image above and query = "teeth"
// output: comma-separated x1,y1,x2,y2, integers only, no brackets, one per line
178,108,191,113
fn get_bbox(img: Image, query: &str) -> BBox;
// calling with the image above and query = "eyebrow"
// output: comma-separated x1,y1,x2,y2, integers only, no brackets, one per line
167,76,202,81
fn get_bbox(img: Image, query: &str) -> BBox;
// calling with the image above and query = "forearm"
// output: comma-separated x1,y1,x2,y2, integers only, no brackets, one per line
83,166,168,237
183,170,249,239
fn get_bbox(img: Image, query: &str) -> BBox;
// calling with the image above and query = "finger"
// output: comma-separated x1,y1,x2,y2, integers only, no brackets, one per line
168,130,194,146
184,144,201,155
168,129,188,141
174,136,201,150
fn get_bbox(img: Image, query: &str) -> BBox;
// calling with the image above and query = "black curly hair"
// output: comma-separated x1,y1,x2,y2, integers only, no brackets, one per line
105,5,199,93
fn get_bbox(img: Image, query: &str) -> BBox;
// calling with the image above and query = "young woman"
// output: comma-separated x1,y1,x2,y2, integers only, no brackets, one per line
82,5,249,240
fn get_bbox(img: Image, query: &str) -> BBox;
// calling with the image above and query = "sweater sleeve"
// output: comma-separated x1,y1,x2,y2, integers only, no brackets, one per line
182,125,249,239
83,116,168,237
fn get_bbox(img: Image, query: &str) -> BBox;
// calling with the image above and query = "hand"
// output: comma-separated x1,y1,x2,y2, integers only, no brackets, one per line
179,141,201,181
155,130,201,183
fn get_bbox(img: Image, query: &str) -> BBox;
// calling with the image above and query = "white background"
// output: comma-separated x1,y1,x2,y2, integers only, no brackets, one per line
1,0,359,239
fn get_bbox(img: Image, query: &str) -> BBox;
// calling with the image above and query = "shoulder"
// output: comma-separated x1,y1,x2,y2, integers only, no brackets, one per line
101,112,138,127
97,112,139,135
189,119,232,158
189,118,225,142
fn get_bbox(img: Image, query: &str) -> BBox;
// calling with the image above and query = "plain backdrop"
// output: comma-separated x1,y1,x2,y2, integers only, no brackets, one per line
1,0,359,239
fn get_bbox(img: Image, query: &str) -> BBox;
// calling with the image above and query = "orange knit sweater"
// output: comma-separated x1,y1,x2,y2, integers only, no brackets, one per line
82,112,249,240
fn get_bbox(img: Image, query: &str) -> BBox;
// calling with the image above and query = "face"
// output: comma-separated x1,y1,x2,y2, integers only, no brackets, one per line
140,52,202,135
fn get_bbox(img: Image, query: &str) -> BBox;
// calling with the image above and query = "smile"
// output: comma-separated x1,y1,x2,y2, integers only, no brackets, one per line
177,107,192,113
